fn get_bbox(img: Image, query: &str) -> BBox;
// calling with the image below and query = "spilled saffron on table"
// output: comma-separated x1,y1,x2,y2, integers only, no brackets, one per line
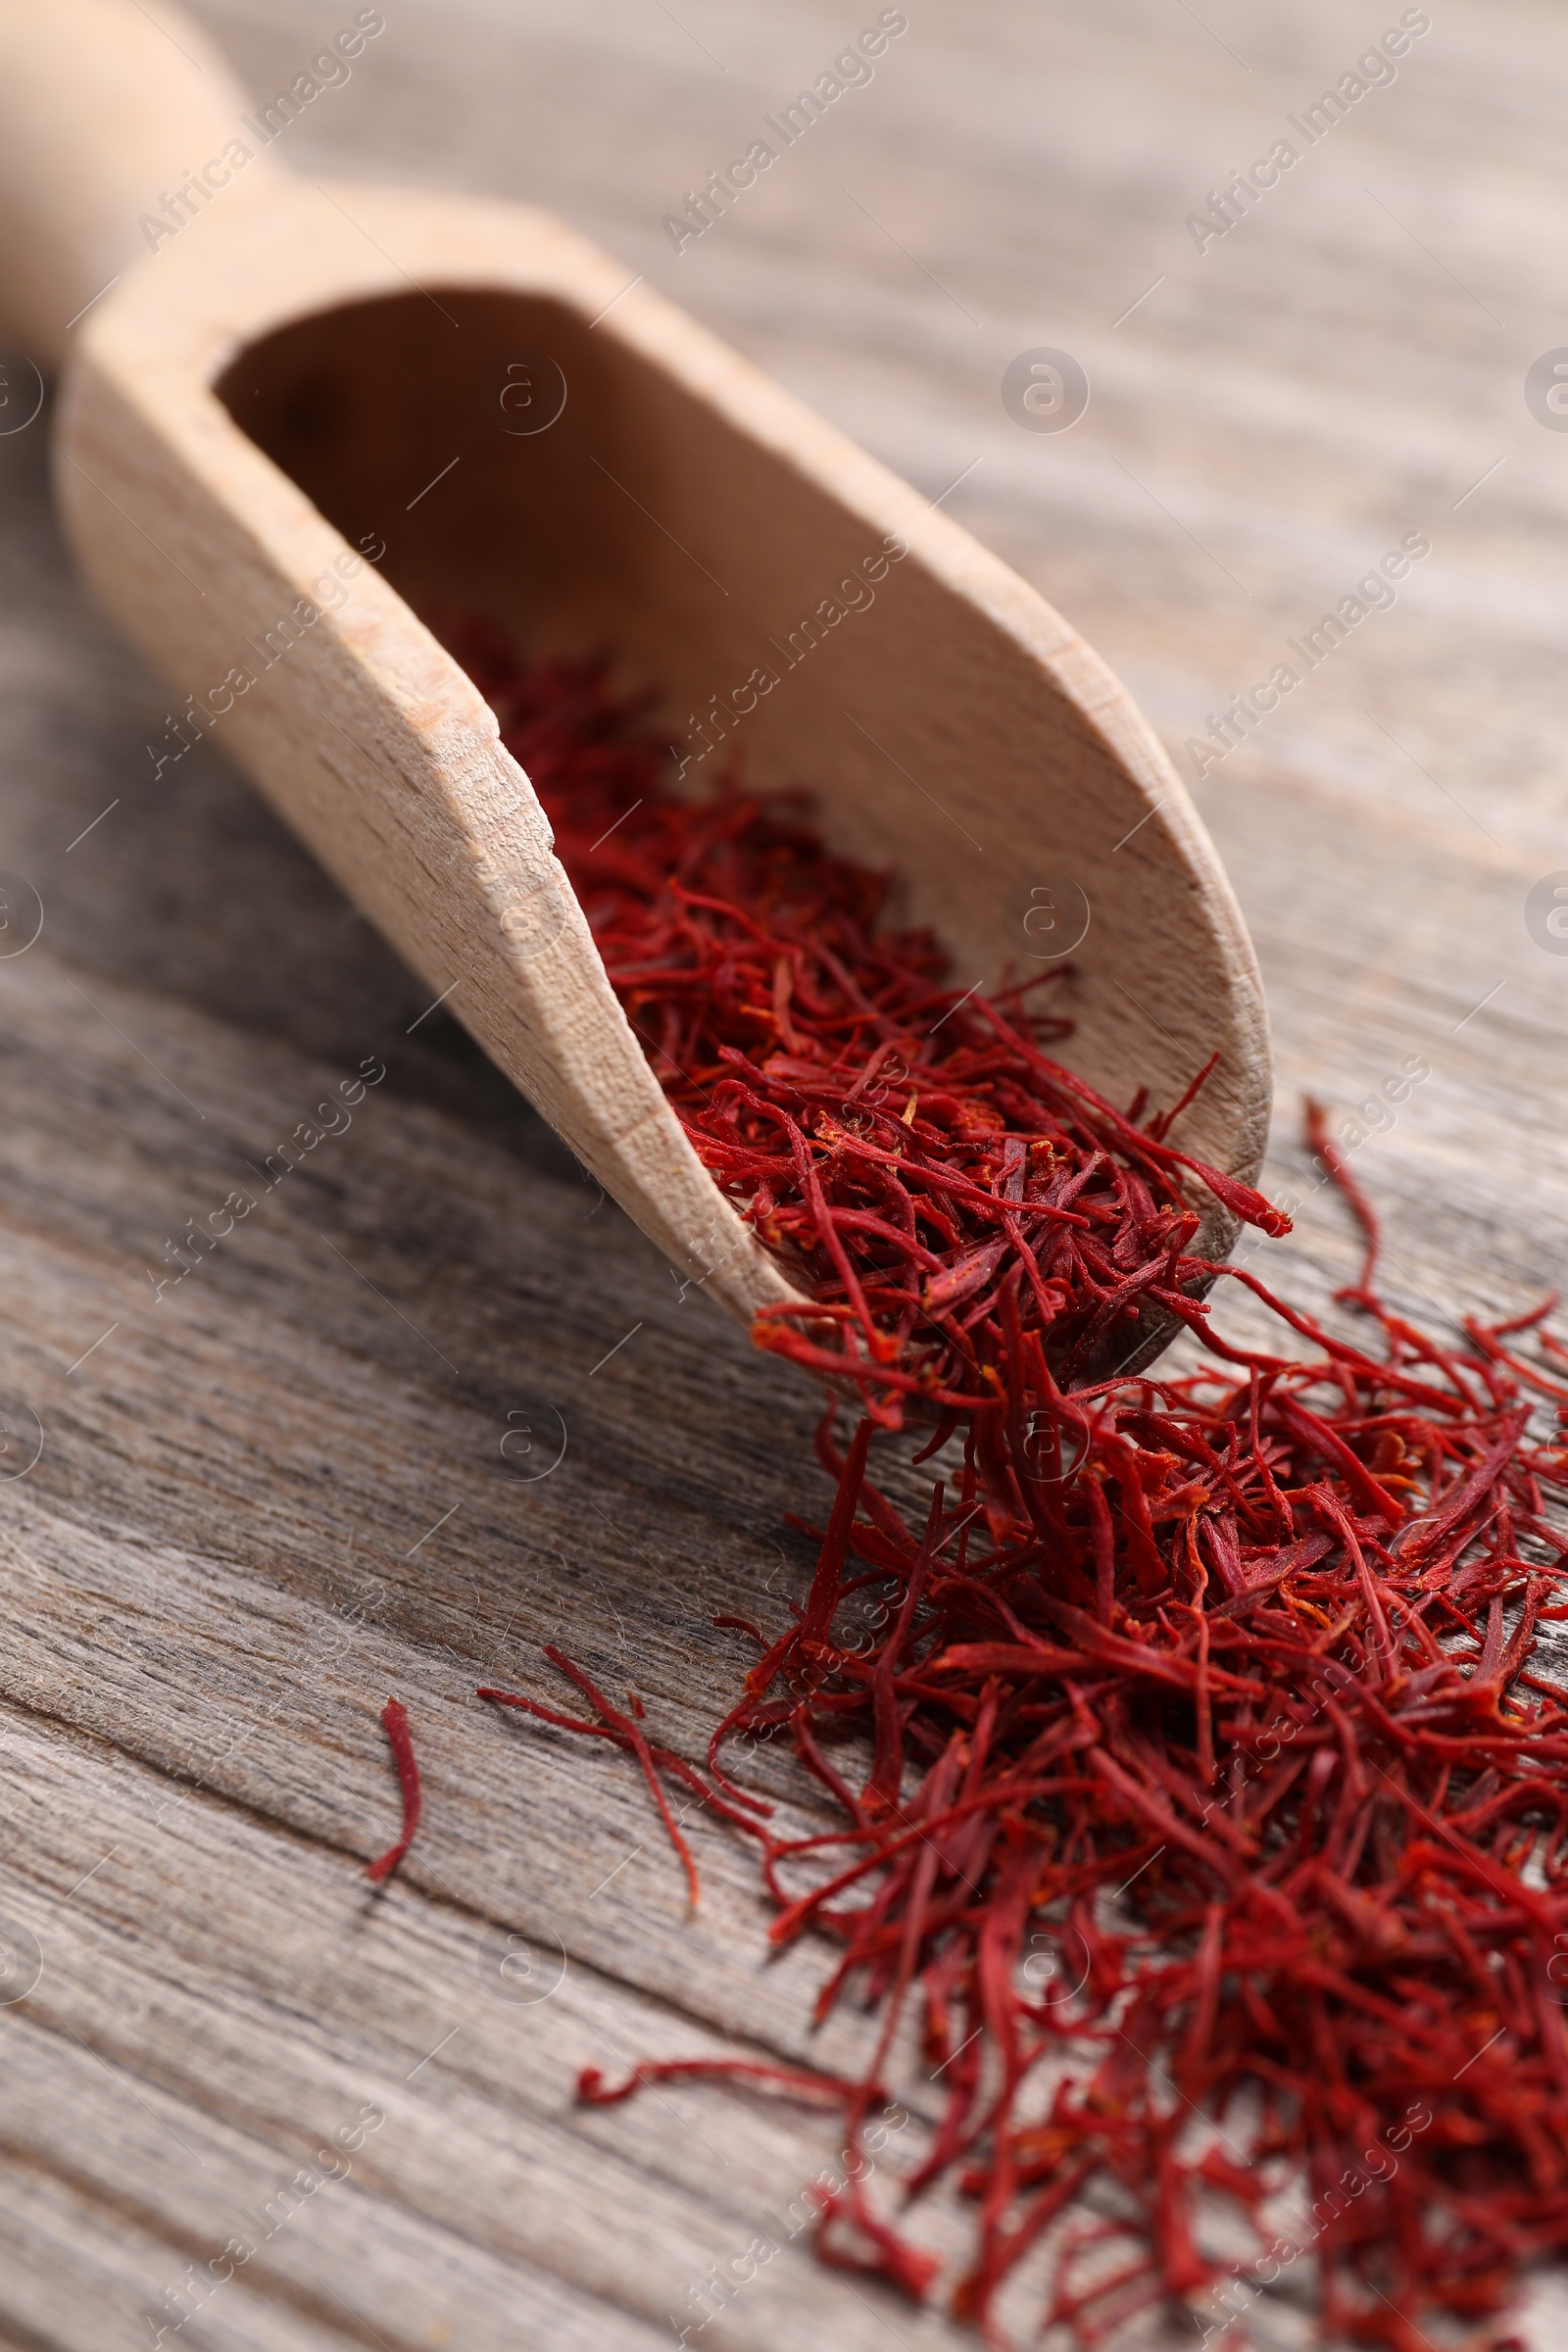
367,1696,422,1884
464,638,1568,2351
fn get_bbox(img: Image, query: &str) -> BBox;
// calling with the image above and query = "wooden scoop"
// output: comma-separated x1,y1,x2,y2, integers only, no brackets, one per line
0,0,1270,1349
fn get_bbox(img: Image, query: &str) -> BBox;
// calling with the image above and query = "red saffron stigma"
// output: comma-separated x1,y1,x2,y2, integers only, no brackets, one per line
366,1697,422,1884
1306,1095,1384,1305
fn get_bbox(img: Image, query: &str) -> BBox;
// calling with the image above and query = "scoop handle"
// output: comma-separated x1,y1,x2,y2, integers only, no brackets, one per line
0,0,285,368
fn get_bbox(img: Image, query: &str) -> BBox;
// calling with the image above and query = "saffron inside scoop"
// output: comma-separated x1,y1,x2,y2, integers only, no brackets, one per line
467,635,1286,1424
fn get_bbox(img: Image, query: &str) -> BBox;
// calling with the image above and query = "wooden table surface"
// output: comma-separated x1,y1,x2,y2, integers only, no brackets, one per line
4,2,1568,2345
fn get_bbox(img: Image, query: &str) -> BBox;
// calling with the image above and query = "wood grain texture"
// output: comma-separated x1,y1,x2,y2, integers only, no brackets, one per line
1,0,1567,2345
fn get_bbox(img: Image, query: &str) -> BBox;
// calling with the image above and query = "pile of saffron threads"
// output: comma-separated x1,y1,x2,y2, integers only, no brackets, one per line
466,642,1568,2350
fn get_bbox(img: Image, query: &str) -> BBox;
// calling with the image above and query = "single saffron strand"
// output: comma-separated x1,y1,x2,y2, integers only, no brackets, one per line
579,2056,875,2107
1306,1095,1384,1303
366,1697,422,1883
